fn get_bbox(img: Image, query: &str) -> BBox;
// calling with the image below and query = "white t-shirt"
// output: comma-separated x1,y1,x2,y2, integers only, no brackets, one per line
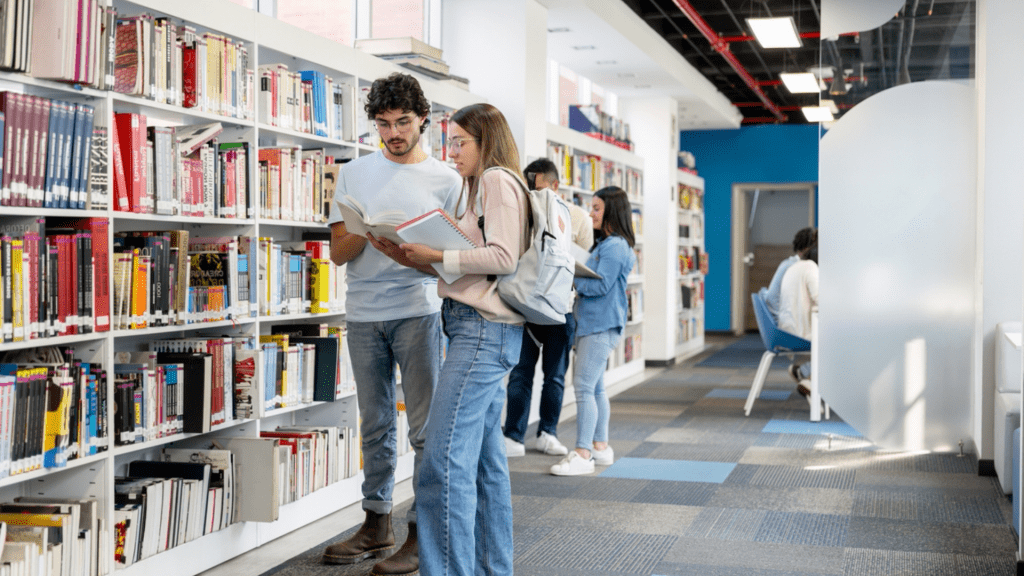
778,259,819,340
327,151,462,322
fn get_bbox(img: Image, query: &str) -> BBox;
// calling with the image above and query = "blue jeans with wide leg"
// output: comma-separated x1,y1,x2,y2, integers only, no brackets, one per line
503,314,575,443
418,299,523,576
572,329,620,451
347,313,443,524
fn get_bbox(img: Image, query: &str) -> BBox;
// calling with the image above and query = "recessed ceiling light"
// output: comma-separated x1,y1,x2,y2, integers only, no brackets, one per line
779,72,820,94
746,16,802,48
548,27,571,33
596,60,617,65
634,84,651,89
617,72,636,78
802,105,834,122
572,45,596,50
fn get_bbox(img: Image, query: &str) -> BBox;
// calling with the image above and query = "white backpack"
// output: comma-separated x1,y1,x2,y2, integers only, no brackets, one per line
480,167,575,325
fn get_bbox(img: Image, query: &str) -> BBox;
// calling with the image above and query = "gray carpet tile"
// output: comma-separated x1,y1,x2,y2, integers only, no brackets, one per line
707,485,855,516
753,511,850,547
724,463,857,490
605,422,664,441
844,517,1016,555
534,499,700,536
851,489,1008,525
687,507,768,541
512,495,566,523
643,441,748,462
511,523,555,560
854,468,1008,492
660,537,847,573
649,427,764,446
510,470,593,498
630,479,719,506
740,445,888,468
841,548,1017,576
654,563,836,576
568,477,650,502
515,527,676,573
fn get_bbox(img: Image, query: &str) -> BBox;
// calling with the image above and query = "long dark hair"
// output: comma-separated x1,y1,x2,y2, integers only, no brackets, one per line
594,186,635,248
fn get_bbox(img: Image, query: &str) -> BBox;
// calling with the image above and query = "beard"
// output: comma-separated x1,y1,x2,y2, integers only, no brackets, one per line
384,132,420,156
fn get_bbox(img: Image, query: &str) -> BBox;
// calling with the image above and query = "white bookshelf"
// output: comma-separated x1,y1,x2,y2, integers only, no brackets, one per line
545,122,645,388
675,170,706,358
0,0,474,574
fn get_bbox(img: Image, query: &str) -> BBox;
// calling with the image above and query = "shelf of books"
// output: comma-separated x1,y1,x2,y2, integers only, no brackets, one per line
0,0,470,574
546,122,645,386
676,170,706,358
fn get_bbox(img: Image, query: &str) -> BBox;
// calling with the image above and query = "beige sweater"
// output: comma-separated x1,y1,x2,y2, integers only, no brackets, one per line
438,169,529,324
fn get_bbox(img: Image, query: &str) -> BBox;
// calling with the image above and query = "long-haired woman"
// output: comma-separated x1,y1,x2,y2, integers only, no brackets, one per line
550,186,636,476
402,103,528,575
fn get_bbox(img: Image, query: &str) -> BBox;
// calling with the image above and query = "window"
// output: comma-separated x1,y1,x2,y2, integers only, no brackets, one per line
276,0,356,47
371,0,424,40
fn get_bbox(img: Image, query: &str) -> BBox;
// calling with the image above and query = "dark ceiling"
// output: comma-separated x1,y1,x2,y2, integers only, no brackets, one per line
619,0,975,124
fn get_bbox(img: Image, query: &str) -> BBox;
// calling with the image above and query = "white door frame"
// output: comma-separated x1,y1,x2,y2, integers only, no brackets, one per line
730,182,817,335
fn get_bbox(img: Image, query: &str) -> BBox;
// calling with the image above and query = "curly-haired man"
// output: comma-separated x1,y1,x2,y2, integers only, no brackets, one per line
323,73,461,576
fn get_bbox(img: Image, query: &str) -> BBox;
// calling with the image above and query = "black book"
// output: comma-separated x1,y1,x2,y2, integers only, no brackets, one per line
289,336,340,402
270,323,324,337
155,352,212,434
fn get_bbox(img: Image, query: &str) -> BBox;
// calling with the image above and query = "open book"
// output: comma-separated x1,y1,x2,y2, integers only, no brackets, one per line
396,209,477,284
570,243,602,279
336,196,406,245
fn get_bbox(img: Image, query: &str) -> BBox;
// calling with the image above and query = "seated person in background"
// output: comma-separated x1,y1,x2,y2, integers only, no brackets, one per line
778,243,818,394
761,227,817,323
503,158,593,457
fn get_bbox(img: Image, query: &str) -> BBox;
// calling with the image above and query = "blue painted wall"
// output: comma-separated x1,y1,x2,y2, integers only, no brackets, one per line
680,124,820,331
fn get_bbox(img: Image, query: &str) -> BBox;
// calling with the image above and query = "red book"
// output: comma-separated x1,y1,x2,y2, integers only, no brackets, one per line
113,113,147,213
110,115,129,211
60,218,110,332
0,92,16,205
31,97,51,208
182,43,198,109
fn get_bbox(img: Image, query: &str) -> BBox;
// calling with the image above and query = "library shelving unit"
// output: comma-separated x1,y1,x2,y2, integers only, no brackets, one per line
675,170,706,357
546,122,645,387
0,1,482,575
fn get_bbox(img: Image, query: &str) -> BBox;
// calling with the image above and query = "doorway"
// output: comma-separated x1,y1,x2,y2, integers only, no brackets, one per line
730,183,817,334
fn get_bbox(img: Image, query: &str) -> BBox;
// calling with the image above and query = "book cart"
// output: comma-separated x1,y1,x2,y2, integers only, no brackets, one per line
545,122,645,389
0,0,481,574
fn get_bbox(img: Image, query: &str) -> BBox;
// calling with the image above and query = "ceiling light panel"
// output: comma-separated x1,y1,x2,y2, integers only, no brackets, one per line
779,72,820,94
746,17,802,49
802,106,834,122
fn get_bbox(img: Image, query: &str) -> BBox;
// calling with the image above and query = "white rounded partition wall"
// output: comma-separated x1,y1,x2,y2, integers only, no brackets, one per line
818,80,976,452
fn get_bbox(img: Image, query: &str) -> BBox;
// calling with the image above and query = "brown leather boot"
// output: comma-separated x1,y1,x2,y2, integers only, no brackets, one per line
370,522,418,576
322,510,395,565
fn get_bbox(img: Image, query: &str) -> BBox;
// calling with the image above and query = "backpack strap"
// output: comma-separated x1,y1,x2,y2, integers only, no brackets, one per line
476,167,532,281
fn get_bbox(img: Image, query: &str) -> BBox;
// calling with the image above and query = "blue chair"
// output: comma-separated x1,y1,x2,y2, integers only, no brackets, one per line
744,293,812,416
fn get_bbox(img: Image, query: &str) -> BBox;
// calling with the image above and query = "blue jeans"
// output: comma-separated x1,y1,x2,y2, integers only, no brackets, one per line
418,299,522,576
347,313,443,525
503,314,575,443
572,329,620,451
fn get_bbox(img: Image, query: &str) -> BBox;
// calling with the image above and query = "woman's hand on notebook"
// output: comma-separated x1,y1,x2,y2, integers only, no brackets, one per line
368,232,422,269
401,243,443,266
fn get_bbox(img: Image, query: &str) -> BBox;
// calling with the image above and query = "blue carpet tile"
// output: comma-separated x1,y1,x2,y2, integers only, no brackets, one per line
706,387,792,401
762,418,863,437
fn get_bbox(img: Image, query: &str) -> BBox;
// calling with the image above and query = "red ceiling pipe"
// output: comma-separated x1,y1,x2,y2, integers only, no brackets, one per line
721,31,857,43
741,117,782,124
668,0,786,121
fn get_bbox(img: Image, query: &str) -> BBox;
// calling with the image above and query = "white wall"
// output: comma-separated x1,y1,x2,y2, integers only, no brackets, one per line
974,0,1024,461
819,80,976,451
441,0,548,165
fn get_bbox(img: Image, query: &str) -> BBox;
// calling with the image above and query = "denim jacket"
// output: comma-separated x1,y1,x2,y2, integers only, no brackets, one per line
573,235,636,339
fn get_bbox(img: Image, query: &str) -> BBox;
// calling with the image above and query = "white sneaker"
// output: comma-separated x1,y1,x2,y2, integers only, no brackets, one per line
550,451,595,476
504,436,525,457
592,446,614,466
535,431,569,455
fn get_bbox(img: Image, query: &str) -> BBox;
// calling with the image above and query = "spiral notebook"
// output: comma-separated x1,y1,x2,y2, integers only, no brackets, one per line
396,209,477,283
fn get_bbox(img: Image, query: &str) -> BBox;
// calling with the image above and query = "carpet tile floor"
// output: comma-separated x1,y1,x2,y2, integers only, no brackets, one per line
257,337,1018,576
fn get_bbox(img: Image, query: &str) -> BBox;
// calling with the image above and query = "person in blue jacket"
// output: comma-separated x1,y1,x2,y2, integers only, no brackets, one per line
551,185,636,476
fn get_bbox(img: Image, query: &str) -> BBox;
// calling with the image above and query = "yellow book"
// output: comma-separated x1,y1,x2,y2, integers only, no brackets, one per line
11,239,22,342
310,259,329,314
129,250,149,329
42,377,71,469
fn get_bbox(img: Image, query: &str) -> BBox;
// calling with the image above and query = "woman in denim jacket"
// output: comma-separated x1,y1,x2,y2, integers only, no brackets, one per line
551,186,637,476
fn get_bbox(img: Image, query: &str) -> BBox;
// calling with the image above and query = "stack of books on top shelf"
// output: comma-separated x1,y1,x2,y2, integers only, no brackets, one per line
0,496,107,576
568,104,632,151
355,37,451,80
